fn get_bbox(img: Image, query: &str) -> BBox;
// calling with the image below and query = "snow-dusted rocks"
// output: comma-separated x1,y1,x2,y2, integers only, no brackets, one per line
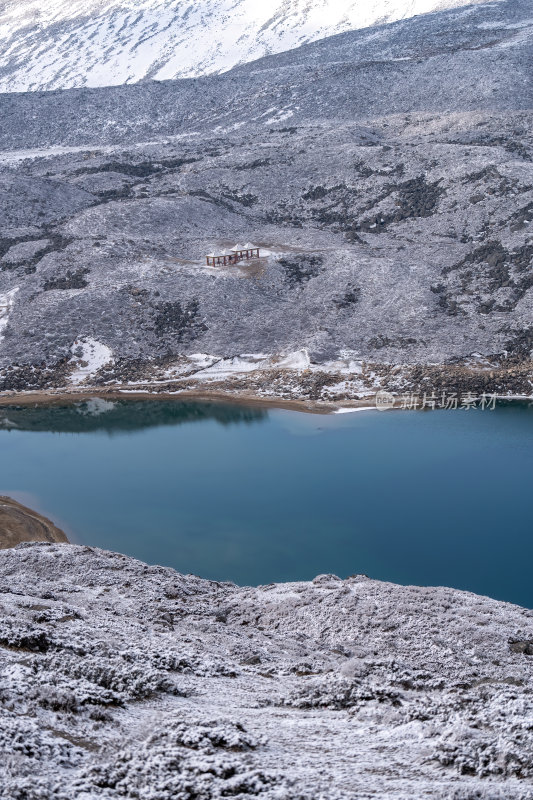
0,543,532,798
0,0,531,401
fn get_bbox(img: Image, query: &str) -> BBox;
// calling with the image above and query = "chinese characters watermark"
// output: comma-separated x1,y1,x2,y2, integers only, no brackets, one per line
375,390,498,411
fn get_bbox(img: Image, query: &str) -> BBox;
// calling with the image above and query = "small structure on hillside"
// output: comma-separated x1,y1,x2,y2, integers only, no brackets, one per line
206,243,260,267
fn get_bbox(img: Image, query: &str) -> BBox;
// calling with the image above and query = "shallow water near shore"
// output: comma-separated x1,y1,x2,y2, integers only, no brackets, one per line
0,399,532,607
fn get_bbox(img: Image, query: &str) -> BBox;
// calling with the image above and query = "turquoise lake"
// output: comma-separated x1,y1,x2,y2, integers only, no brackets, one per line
0,400,532,607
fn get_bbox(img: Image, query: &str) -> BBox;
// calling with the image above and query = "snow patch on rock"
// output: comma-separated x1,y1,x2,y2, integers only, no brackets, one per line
275,349,311,371
69,337,113,385
0,287,19,345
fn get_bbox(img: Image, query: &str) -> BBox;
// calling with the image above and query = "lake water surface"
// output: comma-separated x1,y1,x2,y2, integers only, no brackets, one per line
0,399,531,607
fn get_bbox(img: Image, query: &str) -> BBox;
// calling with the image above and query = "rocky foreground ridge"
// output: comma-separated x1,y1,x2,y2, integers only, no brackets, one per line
0,543,532,799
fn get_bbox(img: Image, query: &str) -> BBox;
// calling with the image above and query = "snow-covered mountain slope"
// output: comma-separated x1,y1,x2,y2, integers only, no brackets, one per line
0,0,491,93
0,0,531,390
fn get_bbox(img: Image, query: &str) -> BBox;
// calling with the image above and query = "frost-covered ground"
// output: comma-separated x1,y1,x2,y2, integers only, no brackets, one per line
0,543,532,799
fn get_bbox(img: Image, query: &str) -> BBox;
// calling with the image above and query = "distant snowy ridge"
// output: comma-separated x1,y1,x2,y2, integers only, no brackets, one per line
0,0,492,93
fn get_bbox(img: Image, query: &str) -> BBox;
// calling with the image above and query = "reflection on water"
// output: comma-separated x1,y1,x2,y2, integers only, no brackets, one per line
0,399,267,434
0,399,531,608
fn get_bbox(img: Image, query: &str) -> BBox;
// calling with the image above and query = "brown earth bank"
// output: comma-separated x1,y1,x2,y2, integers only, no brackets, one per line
0,496,69,549
0,386,338,414
0,360,531,413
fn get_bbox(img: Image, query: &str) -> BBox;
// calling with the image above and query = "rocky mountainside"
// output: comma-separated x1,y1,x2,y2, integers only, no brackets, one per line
0,0,531,402
0,0,488,93
0,543,532,799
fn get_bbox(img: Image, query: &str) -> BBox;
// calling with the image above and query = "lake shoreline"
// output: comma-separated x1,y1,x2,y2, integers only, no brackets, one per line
0,495,69,549
1,354,532,415
0,386,366,414
0,384,531,415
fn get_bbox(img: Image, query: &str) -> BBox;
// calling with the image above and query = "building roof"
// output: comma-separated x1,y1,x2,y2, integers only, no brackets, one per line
207,245,258,258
